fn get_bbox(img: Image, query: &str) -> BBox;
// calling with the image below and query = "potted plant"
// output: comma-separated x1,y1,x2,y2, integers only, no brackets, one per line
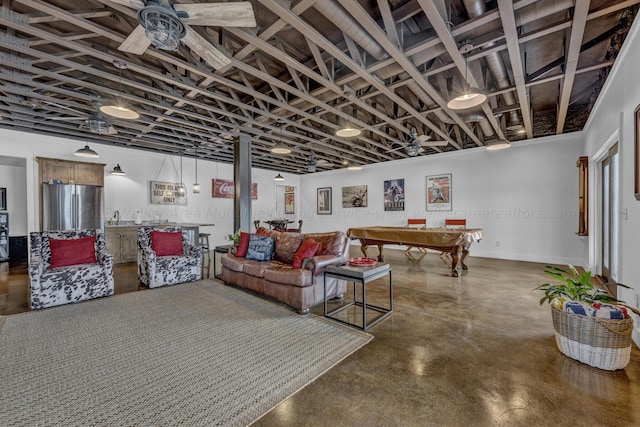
534,265,636,371
227,230,241,246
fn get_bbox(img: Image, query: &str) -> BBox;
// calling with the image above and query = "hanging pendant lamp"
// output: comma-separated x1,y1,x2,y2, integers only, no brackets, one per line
192,146,200,194
447,43,487,110
75,143,99,158
100,60,140,120
271,120,291,154
274,173,285,181
110,164,126,175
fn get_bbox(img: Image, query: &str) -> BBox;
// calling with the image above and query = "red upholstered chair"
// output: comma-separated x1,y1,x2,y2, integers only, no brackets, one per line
404,218,427,259
440,219,467,259
445,218,467,228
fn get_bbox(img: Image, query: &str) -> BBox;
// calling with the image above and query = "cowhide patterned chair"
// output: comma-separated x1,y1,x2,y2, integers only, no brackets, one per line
137,226,202,288
28,229,115,310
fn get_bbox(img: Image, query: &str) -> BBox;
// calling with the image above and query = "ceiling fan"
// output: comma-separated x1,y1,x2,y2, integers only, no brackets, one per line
40,100,118,135
112,0,256,70
404,128,448,156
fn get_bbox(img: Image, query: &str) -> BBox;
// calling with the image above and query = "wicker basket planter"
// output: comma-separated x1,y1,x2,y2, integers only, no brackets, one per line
551,306,634,370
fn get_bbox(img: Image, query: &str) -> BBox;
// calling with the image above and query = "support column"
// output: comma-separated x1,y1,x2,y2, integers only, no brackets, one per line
233,134,252,232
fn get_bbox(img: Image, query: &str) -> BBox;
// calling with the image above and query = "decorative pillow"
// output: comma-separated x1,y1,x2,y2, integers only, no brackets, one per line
151,231,183,256
292,238,319,269
245,234,275,261
235,232,251,257
274,232,304,264
49,236,97,269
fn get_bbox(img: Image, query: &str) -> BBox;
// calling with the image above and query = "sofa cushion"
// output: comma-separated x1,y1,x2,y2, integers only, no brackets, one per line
264,265,313,287
245,234,275,261
49,236,97,269
243,260,279,278
221,253,246,273
151,231,183,256
304,232,345,256
292,238,319,268
235,232,250,257
274,232,304,264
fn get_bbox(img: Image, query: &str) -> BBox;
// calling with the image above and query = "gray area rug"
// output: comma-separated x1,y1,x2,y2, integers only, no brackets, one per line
0,281,371,426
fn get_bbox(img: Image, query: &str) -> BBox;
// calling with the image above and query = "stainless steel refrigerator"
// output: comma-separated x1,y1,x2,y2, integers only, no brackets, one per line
42,183,103,231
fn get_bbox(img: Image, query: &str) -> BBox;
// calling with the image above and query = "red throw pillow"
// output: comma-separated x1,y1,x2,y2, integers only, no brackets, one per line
49,236,97,269
151,231,183,256
292,238,319,269
235,232,250,257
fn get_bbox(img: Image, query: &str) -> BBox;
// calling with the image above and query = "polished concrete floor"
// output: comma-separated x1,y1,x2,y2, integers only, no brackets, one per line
2,249,639,426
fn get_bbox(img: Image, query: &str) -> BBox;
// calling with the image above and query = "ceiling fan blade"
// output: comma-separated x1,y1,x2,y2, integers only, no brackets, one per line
107,125,118,135
177,2,256,27
181,28,231,70
423,140,449,147
119,25,151,54
108,0,145,9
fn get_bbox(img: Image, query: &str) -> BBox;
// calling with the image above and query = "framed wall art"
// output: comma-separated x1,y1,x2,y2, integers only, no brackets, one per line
426,174,452,211
342,185,368,208
384,179,405,211
317,187,332,215
284,192,295,214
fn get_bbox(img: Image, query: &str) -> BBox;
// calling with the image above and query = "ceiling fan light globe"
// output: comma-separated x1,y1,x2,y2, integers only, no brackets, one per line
138,4,186,51
406,143,421,157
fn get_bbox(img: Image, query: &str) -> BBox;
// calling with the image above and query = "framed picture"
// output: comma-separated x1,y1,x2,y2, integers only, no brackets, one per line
317,187,332,215
285,186,295,192
635,105,640,200
284,192,295,214
342,185,368,208
426,174,452,211
150,181,187,205
384,179,405,211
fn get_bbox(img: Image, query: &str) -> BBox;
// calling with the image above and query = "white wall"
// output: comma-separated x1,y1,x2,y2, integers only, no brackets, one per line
583,14,640,342
0,159,28,236
301,134,585,265
0,130,299,247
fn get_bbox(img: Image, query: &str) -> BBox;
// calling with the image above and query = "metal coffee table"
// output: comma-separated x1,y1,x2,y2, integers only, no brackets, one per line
324,263,392,330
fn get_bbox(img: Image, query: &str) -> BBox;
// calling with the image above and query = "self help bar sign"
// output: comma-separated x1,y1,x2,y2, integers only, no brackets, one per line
150,181,187,205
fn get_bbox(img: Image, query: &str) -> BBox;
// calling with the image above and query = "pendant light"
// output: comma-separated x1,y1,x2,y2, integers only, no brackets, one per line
271,119,291,154
274,173,285,181
75,143,99,158
178,151,186,195
192,146,200,194
110,164,126,176
100,60,140,120
336,97,361,137
486,139,511,150
447,43,487,110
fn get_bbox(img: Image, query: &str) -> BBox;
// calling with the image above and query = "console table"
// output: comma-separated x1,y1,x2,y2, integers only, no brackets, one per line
324,263,392,330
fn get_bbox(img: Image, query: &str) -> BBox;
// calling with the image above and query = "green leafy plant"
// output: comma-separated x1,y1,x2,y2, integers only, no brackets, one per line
227,230,241,245
534,265,629,305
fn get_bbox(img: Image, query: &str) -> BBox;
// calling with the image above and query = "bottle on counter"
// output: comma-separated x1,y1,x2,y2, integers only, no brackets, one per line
134,211,142,225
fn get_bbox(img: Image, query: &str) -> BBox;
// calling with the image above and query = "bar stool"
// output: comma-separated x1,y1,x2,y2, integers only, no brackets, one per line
199,233,211,256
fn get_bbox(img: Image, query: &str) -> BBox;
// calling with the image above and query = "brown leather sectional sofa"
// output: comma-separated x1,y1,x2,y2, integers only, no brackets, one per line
221,227,349,314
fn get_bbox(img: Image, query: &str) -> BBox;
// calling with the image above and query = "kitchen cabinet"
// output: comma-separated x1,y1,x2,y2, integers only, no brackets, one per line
105,226,138,264
37,157,105,186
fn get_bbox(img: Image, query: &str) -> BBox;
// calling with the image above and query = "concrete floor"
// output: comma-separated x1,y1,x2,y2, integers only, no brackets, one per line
2,249,639,426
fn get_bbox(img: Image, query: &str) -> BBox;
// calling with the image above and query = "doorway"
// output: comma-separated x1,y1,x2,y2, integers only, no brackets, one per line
599,144,619,296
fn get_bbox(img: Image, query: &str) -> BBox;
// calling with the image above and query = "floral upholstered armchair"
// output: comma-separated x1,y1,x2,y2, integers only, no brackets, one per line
28,229,115,310
137,226,202,288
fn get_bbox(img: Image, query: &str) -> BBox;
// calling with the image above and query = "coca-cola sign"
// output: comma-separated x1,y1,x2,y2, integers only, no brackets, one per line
212,179,258,199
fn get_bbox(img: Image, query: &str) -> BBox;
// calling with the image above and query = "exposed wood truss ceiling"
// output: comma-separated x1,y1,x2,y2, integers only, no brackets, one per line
0,0,637,173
